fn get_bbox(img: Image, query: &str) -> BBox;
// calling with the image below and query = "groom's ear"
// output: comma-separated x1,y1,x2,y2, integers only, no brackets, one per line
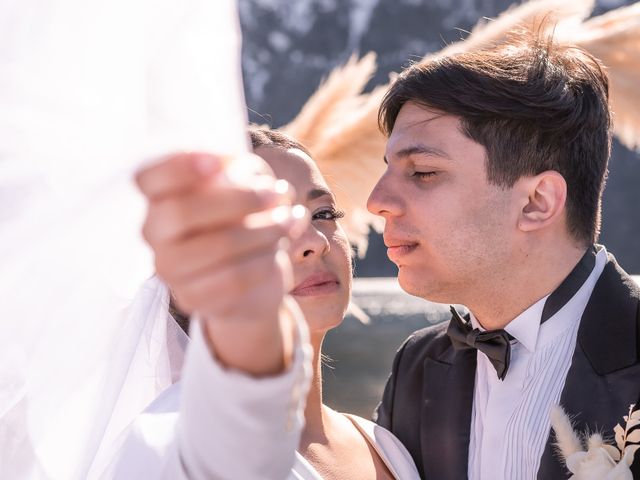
516,171,567,233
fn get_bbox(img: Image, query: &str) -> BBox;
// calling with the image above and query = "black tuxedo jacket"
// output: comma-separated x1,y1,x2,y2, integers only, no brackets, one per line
375,254,640,479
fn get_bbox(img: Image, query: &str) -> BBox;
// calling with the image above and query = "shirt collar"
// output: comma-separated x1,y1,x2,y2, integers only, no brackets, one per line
469,300,543,353
469,245,605,354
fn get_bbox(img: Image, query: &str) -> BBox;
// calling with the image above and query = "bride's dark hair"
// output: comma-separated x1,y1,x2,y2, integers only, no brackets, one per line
248,126,312,156
169,298,190,334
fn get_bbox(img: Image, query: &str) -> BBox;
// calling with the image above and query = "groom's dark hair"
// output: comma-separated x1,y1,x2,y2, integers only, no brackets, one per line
379,30,611,245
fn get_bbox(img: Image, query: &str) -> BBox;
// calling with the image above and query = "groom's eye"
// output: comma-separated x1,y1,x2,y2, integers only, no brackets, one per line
413,171,437,179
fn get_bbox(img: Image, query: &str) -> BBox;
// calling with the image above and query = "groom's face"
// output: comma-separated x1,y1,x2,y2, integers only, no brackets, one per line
367,102,520,304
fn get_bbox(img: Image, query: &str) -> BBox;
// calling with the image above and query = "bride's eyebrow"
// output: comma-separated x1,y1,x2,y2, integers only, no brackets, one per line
307,188,334,201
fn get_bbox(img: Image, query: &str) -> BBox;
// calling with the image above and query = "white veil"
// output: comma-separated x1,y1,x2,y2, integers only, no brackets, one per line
0,0,248,478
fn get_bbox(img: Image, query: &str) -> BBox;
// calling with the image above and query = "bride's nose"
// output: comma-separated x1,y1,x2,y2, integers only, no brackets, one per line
291,223,330,261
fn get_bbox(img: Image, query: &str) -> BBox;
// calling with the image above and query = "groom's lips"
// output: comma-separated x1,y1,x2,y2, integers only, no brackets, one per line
384,238,418,263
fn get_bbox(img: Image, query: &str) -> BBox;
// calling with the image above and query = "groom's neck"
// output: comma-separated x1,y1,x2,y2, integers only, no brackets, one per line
466,241,588,331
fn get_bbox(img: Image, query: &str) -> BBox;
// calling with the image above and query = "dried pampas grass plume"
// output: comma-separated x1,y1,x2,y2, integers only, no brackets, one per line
550,403,640,478
556,2,640,151
282,53,386,256
281,0,640,253
425,0,595,61
550,404,583,459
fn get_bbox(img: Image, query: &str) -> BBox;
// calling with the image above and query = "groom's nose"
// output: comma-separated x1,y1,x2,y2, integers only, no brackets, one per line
367,173,402,218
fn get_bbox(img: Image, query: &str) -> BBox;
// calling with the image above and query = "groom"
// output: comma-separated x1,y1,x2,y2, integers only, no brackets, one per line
368,32,640,478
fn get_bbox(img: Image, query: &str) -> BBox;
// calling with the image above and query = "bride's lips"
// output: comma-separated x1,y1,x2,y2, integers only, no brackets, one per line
291,272,340,297
385,239,418,263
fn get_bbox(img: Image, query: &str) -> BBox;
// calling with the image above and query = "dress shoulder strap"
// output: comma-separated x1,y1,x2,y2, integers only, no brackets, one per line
342,413,420,480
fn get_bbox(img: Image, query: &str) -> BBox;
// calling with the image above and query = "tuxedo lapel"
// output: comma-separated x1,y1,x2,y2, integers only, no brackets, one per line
575,255,639,376
537,255,640,479
421,344,476,480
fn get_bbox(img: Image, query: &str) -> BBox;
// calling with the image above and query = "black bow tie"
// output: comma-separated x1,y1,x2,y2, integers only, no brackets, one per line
447,307,512,380
446,247,597,380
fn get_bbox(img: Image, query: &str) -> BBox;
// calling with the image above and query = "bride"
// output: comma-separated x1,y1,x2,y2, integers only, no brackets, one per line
115,128,420,479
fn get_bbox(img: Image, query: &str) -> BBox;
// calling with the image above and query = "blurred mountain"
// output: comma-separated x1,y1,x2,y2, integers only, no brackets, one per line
238,0,640,275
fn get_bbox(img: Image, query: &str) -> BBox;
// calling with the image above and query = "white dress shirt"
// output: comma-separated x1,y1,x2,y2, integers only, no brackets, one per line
468,247,607,480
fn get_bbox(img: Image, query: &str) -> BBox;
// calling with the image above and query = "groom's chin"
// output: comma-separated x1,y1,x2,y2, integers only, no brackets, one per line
397,268,430,298
397,268,449,304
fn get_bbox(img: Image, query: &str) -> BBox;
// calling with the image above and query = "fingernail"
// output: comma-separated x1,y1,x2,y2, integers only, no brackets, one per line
275,179,296,203
288,204,309,238
257,188,280,207
291,204,307,219
270,205,292,224
193,154,220,175
278,237,291,251
258,180,292,207
274,179,290,197
269,204,308,237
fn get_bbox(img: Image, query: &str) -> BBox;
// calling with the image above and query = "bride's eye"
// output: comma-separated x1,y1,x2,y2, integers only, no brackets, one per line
312,207,345,221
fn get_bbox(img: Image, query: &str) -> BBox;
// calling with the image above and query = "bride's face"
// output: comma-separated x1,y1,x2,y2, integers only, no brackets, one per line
256,146,352,333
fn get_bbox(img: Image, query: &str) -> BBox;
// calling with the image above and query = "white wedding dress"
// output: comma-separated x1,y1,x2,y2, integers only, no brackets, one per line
114,321,420,480
0,0,247,478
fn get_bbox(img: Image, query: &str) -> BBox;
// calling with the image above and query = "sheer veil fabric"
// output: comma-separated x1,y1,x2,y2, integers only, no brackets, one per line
0,0,248,478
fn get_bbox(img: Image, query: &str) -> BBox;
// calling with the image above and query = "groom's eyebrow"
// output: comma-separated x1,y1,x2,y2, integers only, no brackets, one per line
395,144,450,160
383,144,450,165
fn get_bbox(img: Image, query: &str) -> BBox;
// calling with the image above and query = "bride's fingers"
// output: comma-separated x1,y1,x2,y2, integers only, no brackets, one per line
155,215,306,284
136,153,222,200
171,247,288,319
142,181,293,245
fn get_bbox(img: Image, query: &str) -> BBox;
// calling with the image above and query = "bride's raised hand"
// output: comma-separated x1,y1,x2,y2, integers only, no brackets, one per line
136,152,308,375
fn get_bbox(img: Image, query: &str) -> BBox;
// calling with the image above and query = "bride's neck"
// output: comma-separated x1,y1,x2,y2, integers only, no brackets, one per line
300,333,330,444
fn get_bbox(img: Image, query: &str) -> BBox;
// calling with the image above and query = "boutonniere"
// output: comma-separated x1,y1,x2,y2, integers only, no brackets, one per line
550,403,640,479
